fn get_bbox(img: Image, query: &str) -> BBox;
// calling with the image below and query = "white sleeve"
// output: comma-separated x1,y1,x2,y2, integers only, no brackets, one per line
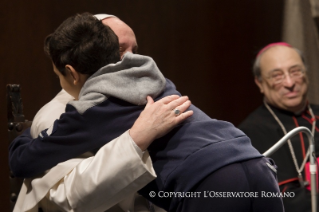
45,130,156,212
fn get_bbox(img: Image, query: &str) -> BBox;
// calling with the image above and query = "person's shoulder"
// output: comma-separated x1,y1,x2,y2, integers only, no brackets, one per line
238,105,267,128
237,104,279,139
31,90,74,138
51,89,74,103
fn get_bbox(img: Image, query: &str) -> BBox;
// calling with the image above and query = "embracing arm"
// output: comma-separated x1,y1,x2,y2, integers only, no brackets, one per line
15,130,157,212
9,95,193,178
59,131,155,212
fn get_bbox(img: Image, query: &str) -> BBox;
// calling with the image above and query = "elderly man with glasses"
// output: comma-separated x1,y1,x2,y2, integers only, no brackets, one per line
239,42,319,212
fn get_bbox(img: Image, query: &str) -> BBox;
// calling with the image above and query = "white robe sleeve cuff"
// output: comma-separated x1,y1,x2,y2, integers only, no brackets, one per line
50,130,156,212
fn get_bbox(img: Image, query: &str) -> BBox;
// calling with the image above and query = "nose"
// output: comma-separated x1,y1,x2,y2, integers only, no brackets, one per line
282,74,295,88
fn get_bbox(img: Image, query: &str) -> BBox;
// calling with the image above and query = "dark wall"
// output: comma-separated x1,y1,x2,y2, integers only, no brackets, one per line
0,1,283,210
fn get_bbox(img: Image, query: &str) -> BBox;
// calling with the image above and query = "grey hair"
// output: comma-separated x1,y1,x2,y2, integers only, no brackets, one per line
253,46,306,81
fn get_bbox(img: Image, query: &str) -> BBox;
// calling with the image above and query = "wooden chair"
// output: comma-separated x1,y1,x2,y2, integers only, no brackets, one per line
7,84,32,211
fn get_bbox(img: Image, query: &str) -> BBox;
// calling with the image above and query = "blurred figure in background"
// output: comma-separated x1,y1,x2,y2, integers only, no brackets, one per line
239,42,319,212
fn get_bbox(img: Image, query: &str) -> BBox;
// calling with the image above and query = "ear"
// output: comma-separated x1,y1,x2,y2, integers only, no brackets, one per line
254,77,264,93
65,65,80,85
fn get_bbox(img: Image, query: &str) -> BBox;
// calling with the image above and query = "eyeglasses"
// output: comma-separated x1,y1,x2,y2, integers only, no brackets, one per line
264,66,305,85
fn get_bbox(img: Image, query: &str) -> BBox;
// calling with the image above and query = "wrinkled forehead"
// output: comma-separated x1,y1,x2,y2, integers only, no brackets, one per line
259,45,304,73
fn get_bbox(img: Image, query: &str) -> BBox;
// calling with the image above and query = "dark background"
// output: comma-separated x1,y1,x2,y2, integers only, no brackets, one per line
0,0,284,209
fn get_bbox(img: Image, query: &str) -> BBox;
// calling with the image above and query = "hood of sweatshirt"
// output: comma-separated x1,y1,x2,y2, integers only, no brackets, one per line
69,52,166,114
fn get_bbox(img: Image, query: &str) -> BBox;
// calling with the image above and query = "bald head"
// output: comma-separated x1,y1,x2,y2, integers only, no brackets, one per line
102,17,138,57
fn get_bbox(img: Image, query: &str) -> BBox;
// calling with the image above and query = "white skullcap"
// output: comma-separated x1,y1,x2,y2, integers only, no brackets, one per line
94,14,116,21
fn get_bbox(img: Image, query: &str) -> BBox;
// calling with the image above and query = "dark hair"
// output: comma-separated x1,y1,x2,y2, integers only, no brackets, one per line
44,12,120,76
